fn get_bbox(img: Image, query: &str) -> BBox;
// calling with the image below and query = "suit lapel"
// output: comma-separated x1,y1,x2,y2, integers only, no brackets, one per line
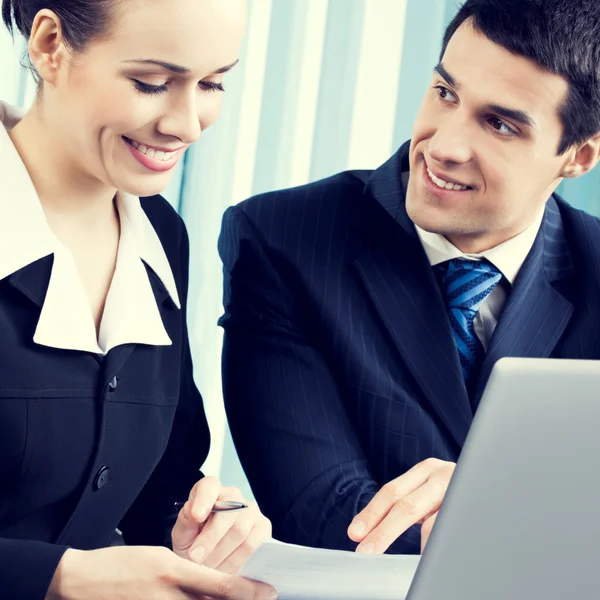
352,144,472,449
472,198,575,409
5,256,173,377
6,255,54,309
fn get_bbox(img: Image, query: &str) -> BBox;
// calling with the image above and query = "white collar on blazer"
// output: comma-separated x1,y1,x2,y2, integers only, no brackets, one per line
0,100,181,354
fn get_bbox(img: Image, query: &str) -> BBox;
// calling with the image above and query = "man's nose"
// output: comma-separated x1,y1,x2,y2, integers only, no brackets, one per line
428,115,473,165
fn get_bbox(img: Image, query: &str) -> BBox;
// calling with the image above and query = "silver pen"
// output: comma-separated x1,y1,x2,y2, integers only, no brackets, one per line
173,499,248,514
211,500,249,513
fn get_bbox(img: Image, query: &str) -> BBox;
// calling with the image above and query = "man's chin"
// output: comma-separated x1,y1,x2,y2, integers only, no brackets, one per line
406,199,444,233
406,204,469,238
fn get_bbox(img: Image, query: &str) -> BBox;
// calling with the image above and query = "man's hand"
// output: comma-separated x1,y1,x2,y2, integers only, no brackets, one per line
420,512,439,553
172,477,272,574
347,458,455,554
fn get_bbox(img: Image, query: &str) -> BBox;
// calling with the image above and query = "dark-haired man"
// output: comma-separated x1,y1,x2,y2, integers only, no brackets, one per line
219,0,600,555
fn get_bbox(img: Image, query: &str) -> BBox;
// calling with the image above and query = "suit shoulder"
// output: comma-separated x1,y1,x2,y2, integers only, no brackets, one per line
556,195,600,247
235,169,371,224
222,170,372,253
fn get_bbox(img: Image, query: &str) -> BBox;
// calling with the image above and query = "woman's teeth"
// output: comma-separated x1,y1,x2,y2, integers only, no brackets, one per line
127,138,178,162
427,166,469,191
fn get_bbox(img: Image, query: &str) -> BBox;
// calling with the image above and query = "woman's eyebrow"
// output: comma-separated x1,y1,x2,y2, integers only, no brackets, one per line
122,59,240,75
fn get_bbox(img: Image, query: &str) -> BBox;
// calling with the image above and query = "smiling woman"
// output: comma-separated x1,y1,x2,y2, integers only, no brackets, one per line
3,0,245,199
0,1,277,600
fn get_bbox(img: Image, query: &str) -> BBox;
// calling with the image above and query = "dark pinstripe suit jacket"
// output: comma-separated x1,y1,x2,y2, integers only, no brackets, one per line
218,141,600,554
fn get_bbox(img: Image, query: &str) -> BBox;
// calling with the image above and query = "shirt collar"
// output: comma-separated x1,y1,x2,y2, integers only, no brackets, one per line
0,101,56,280
414,210,545,286
117,191,181,309
0,100,179,307
0,100,180,353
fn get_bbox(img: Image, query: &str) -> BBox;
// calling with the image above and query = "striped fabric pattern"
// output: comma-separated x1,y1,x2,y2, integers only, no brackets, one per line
219,138,600,555
3,0,600,486
436,259,502,385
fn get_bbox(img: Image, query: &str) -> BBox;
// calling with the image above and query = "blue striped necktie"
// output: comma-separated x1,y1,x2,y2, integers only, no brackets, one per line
435,258,502,387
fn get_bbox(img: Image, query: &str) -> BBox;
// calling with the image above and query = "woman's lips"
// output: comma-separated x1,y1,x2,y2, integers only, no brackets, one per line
122,136,184,173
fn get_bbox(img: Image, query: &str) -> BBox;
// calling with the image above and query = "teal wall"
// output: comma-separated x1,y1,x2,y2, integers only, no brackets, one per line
2,0,598,498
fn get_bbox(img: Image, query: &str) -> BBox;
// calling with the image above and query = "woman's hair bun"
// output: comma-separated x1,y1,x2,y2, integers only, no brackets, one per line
2,0,32,38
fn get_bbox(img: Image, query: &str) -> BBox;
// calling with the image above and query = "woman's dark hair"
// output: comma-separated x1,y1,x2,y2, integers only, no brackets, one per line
2,0,116,52
441,0,600,154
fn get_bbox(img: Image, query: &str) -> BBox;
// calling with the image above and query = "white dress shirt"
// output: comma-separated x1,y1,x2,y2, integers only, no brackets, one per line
414,210,544,350
0,100,180,354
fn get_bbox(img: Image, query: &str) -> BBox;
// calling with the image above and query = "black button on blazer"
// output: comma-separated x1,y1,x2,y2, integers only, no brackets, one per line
0,195,210,600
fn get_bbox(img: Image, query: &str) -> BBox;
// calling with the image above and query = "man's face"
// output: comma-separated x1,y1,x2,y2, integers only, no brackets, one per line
406,20,574,252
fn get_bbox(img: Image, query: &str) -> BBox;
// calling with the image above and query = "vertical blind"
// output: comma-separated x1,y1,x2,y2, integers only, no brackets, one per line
2,0,599,497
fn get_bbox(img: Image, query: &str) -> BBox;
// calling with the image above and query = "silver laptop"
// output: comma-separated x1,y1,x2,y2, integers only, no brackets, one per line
406,357,600,600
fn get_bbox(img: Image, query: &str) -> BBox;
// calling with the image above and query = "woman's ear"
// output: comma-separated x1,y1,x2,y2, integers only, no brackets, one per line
27,9,68,86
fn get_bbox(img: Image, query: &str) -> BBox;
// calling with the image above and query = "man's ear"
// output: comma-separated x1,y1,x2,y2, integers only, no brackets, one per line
27,9,68,86
560,133,600,179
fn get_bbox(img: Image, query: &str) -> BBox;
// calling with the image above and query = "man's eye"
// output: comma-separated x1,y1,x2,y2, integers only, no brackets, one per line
489,117,517,136
434,85,457,103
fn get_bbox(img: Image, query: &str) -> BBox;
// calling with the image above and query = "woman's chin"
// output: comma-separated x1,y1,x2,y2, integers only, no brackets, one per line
117,174,173,199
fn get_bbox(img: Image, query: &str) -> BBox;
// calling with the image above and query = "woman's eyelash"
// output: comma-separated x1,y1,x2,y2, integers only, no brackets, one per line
133,80,168,95
133,79,225,95
200,81,225,92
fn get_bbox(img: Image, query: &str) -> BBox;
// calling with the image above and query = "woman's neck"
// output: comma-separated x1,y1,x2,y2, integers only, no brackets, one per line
8,105,117,230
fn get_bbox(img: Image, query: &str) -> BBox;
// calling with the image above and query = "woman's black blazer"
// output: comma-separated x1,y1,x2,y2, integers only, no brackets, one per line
0,195,210,599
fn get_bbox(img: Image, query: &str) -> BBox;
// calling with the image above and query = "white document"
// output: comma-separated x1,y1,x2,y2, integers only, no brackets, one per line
240,539,421,600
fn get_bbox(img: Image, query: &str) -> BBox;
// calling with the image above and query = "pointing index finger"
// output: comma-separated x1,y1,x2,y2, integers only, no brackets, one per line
348,463,432,541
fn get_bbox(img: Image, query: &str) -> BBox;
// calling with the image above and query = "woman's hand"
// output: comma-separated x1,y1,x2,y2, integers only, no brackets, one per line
46,545,277,600
171,477,272,574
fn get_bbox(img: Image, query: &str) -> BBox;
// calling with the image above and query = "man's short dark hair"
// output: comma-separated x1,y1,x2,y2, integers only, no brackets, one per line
441,0,600,155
